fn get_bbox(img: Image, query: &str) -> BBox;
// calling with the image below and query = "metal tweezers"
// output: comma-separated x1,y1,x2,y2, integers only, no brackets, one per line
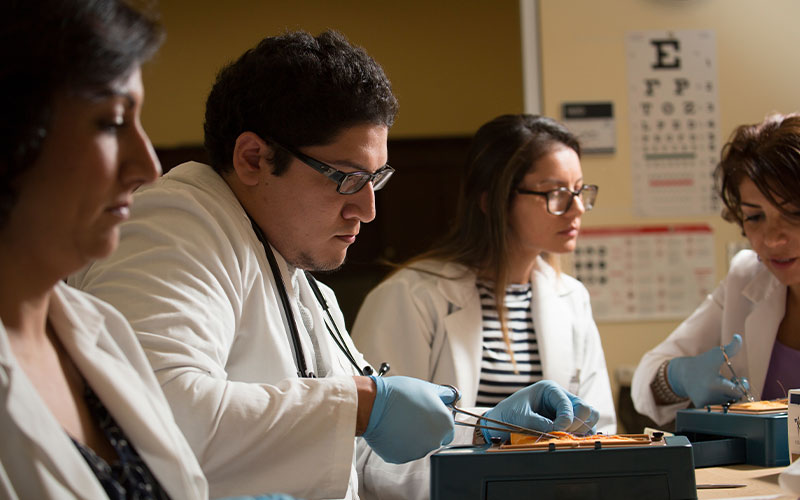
450,405,563,440
720,343,755,402
442,385,561,441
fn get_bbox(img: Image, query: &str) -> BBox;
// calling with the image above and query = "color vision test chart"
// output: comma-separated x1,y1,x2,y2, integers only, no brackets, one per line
626,30,722,217
570,225,715,322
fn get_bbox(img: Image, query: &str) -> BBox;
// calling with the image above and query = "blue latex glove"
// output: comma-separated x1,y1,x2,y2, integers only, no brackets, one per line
362,375,456,464
667,334,749,408
481,380,599,442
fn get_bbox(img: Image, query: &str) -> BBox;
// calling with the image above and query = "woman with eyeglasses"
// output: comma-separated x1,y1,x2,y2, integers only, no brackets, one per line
632,113,800,429
352,114,616,437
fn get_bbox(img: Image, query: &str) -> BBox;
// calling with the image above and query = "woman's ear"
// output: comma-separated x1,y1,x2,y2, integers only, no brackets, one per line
231,132,271,186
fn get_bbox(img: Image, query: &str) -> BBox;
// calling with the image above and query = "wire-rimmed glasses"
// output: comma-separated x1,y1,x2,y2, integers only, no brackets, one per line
516,184,599,215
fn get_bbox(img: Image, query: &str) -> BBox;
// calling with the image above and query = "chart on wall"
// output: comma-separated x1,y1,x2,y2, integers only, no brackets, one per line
571,225,715,322
626,30,722,217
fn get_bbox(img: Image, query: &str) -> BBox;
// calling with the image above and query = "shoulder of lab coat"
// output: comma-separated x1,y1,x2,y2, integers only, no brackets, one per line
69,162,359,499
352,259,484,402
631,249,785,425
0,282,207,500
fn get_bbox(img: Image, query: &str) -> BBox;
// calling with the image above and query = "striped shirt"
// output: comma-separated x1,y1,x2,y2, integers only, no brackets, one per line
475,280,542,406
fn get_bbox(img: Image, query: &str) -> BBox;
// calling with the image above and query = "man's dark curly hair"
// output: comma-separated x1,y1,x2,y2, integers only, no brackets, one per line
0,0,163,229
203,30,398,175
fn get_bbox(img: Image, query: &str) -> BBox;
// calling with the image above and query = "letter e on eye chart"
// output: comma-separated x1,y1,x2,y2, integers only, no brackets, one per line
626,30,721,217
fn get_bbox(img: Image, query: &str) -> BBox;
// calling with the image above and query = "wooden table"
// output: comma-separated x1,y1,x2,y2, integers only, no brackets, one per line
696,464,794,499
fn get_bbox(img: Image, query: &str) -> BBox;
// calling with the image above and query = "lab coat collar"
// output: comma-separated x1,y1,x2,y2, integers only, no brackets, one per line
532,256,572,297
432,261,479,308
431,257,575,404
431,261,482,406
163,161,239,205
741,260,786,399
0,286,121,499
432,256,569,306
530,259,576,386
741,260,784,304
50,284,202,499
265,244,321,378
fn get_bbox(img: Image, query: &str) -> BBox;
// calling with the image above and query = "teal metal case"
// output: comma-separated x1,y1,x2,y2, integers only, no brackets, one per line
430,435,697,500
675,408,789,467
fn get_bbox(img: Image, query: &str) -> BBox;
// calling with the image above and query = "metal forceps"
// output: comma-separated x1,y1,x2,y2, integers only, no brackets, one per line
720,342,755,402
441,385,560,442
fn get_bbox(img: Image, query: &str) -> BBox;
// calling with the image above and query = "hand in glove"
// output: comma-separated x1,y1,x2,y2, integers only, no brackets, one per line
481,380,599,442
667,333,749,408
362,376,455,464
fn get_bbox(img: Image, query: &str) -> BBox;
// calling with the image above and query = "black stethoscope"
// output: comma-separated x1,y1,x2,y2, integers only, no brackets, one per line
248,216,389,379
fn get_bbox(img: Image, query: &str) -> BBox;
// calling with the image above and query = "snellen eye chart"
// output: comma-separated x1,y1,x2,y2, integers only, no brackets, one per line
571,225,715,322
626,30,722,217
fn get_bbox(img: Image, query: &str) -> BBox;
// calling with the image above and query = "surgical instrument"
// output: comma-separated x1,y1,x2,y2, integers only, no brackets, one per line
441,384,571,441
721,340,755,402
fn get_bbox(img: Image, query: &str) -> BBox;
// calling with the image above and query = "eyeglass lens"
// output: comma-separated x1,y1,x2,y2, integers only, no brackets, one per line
339,167,393,194
548,186,597,215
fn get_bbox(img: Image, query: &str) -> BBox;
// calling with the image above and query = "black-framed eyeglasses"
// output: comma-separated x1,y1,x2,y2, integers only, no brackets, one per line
516,184,599,215
271,140,394,195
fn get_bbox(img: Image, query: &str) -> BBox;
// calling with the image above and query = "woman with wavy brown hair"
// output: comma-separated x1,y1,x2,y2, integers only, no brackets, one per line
633,113,800,426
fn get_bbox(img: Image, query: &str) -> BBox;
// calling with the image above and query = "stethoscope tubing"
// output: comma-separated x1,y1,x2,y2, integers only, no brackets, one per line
249,215,373,378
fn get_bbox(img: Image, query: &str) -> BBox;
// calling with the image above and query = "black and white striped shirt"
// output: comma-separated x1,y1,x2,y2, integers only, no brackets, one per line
475,280,542,406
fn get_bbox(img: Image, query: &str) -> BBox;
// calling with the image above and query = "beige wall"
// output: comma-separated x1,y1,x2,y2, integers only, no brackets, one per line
143,0,800,406
142,0,524,146
538,0,800,396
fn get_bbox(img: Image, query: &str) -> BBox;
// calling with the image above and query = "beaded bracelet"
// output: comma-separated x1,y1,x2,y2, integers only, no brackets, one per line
650,359,689,405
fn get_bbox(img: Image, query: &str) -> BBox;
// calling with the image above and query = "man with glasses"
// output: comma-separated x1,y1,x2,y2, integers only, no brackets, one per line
70,32,593,500
69,30,459,500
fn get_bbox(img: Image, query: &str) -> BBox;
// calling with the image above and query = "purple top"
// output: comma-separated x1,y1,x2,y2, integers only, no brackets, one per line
762,339,800,400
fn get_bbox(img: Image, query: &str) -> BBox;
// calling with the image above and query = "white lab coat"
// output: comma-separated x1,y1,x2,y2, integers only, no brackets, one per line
0,282,207,500
69,162,366,500
351,258,617,500
631,249,785,426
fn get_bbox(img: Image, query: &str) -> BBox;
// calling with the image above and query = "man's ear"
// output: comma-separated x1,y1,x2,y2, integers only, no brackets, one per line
231,132,271,186
479,191,489,214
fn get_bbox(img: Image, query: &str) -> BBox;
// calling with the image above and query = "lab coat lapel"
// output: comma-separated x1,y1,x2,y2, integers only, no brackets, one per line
0,325,108,499
742,269,785,399
437,263,483,407
50,293,198,500
296,270,360,377
270,247,318,377
532,262,574,387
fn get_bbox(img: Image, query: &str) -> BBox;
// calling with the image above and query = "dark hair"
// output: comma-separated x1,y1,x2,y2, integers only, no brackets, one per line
717,113,800,226
203,30,398,174
0,0,164,227
414,114,580,272
404,114,580,367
